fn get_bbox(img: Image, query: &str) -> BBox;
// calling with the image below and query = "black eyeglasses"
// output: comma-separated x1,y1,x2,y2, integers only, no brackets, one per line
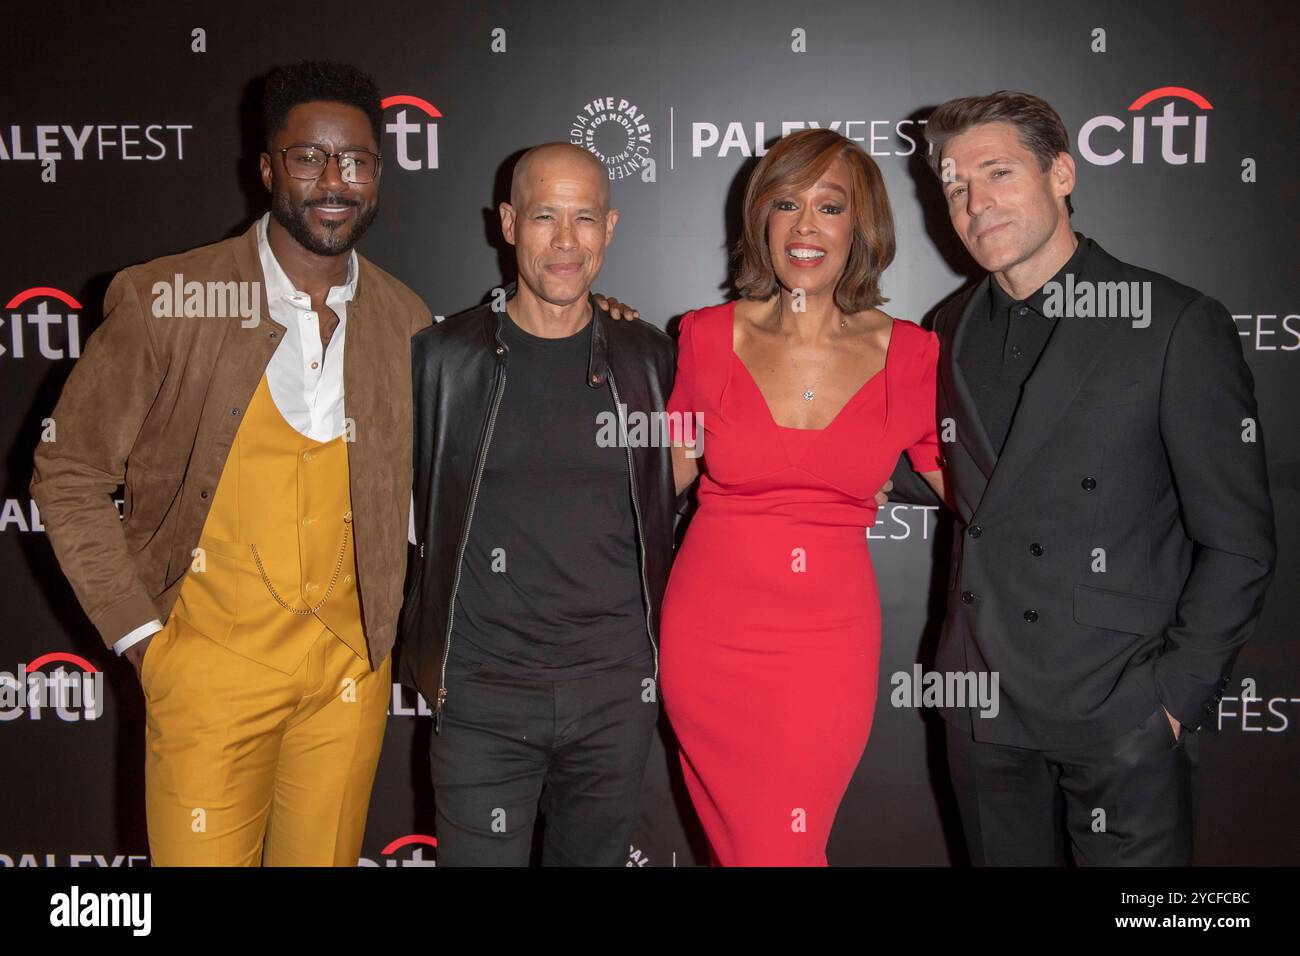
278,144,382,184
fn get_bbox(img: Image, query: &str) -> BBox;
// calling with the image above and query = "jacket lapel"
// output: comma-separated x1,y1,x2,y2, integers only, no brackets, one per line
941,279,1000,486
977,242,1125,514
218,224,287,429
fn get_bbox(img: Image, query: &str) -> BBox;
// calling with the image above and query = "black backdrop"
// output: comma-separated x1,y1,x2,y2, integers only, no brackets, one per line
2,0,1297,867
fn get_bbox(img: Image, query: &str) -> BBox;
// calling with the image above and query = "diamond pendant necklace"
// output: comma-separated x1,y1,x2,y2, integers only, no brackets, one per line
782,314,847,401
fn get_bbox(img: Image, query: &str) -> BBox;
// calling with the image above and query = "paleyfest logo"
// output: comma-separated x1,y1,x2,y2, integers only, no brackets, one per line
1079,86,1211,166
382,94,441,171
3,287,82,359
0,652,103,722
571,96,653,180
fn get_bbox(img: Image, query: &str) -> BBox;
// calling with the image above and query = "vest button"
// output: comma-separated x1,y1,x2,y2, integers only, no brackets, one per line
304,582,317,593
1030,542,1044,556
230,407,239,416
591,372,603,384
343,510,353,523
1024,609,1039,623
1081,476,1097,491
968,524,982,538
495,346,504,355
302,451,313,462
200,490,209,499
960,590,975,605
343,575,352,584
302,517,315,527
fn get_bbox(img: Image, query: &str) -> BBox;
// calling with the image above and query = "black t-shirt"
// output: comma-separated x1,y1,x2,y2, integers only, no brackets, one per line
449,306,652,680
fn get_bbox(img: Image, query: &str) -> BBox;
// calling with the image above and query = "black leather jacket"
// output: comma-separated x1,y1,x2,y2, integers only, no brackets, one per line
397,290,678,732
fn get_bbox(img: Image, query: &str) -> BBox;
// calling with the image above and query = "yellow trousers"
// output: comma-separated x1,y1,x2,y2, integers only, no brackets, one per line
141,616,390,866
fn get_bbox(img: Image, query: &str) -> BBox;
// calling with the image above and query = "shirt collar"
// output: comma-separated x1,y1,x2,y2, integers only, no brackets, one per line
989,231,1092,319
255,212,358,308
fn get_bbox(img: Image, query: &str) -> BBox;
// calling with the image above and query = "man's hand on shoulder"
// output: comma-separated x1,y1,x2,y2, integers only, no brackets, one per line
593,293,639,321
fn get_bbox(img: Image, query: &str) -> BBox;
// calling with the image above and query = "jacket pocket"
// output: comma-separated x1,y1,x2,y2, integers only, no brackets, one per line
139,624,170,700
1073,583,1176,636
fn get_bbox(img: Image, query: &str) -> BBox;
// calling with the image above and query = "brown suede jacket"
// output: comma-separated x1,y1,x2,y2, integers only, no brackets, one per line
30,222,432,667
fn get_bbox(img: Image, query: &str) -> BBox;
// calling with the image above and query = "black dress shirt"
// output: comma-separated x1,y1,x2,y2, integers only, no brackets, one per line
958,234,1092,455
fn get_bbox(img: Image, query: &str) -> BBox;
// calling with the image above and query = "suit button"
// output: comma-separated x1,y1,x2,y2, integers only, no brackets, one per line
968,524,982,538
1081,477,1097,491
591,372,603,384
939,455,948,467
1024,609,1039,623
960,591,975,605
1030,542,1044,556
200,490,209,499
495,346,504,355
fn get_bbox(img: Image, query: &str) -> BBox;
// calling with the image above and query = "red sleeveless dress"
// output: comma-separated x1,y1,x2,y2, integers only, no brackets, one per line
660,301,940,866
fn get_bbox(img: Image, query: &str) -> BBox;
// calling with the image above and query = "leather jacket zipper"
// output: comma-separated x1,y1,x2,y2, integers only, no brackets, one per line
434,363,507,734
607,372,660,686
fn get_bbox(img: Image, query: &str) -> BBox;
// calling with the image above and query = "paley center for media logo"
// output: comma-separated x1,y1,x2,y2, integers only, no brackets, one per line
571,96,653,180
3,287,82,359
382,94,442,171
0,651,104,721
1079,86,1211,166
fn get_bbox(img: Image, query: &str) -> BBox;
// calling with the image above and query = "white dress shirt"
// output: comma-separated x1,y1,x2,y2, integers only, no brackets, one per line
114,213,358,655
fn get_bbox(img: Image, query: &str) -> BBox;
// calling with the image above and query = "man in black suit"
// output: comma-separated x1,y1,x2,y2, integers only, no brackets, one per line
889,91,1275,865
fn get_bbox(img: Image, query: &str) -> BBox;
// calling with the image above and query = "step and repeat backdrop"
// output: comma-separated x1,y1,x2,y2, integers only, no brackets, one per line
2,0,1296,866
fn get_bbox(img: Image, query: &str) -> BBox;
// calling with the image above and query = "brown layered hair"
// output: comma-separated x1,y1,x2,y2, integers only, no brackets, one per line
924,90,1071,177
735,128,895,313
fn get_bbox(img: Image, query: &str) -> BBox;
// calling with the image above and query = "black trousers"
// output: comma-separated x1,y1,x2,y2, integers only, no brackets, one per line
946,704,1199,865
429,649,659,866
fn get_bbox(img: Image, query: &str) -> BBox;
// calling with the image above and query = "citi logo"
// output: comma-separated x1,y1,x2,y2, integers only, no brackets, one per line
358,833,438,867
1079,86,1211,166
3,287,82,359
382,94,441,171
0,652,104,722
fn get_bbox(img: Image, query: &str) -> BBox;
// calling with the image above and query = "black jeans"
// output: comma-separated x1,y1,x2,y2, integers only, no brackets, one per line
429,649,659,866
946,703,1200,865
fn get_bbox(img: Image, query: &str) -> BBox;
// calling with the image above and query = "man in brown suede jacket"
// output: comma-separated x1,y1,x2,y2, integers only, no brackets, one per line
30,61,430,865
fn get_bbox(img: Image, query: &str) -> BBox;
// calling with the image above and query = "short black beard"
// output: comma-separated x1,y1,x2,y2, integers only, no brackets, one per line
272,191,380,257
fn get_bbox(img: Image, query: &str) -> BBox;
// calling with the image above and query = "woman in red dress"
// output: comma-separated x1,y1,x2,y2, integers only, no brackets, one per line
661,129,945,866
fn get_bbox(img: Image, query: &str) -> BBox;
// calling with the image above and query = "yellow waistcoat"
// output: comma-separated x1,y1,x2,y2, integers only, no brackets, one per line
168,372,367,673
